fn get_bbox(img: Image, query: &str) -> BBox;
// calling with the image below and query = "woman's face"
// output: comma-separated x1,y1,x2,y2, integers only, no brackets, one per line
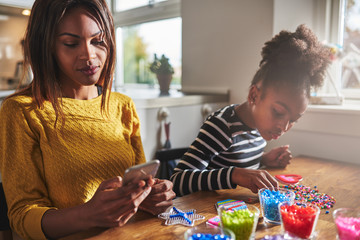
251,84,308,141
54,7,107,90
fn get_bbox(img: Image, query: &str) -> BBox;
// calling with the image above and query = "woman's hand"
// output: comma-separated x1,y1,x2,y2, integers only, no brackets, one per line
42,176,153,239
262,145,292,168
231,168,279,193
82,176,153,228
139,179,176,215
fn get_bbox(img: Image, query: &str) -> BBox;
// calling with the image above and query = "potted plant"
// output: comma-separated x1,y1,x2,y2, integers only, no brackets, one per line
149,54,174,95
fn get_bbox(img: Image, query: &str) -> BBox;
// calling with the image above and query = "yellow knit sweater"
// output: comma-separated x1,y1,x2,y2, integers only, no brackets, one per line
0,92,146,240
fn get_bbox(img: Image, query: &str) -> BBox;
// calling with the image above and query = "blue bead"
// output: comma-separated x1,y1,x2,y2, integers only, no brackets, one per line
195,233,203,237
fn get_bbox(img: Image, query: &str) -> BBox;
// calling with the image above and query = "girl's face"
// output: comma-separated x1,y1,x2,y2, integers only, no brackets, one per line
251,84,308,141
54,7,107,92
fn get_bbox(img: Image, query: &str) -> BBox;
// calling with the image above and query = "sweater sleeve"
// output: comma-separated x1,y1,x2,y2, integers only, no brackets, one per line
0,98,54,240
129,100,146,165
170,114,237,196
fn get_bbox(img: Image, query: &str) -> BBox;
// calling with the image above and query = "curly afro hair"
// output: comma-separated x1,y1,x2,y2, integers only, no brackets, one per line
251,24,331,97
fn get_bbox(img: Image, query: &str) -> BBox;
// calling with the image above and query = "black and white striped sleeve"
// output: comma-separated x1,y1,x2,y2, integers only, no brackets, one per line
170,114,237,196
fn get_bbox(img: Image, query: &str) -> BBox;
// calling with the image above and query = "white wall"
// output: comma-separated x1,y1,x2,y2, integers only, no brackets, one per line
273,0,325,38
181,0,274,104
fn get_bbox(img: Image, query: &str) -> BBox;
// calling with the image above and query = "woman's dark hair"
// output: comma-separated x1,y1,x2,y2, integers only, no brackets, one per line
16,0,115,123
251,24,331,97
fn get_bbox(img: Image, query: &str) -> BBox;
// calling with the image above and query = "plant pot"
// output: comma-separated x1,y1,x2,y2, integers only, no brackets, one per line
156,74,172,95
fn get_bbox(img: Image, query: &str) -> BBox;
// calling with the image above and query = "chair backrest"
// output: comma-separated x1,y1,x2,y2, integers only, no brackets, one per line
155,147,188,180
0,182,10,231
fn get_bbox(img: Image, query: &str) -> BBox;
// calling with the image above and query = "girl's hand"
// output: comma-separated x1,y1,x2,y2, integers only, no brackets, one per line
231,168,279,193
82,176,153,228
139,179,176,215
262,145,292,168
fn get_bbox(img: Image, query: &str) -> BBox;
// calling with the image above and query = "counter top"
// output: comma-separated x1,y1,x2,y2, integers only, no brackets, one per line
0,90,15,99
0,88,229,108
119,88,229,109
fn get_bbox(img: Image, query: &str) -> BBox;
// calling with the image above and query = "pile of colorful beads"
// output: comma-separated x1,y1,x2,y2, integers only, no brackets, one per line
187,233,232,240
259,188,295,223
281,185,336,210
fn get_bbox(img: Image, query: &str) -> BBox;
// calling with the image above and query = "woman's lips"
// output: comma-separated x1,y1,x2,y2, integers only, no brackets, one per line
79,66,99,76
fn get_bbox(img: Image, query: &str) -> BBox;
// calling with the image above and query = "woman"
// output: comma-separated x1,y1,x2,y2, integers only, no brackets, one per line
0,0,175,239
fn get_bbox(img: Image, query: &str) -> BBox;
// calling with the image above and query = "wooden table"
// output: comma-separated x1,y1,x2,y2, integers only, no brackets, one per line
70,156,360,240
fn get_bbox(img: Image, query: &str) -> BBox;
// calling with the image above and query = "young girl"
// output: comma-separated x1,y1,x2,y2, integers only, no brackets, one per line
171,25,331,197
0,0,174,239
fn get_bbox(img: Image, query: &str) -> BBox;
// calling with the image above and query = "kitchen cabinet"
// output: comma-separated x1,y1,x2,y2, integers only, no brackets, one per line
0,0,34,9
122,89,229,161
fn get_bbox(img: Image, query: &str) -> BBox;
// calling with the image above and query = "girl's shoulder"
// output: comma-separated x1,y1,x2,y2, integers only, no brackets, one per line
210,104,239,120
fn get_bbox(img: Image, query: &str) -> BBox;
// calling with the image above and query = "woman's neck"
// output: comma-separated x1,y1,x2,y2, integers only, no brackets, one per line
62,85,99,100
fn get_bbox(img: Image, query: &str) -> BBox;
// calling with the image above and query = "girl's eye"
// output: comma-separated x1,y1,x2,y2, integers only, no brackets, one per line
272,108,284,117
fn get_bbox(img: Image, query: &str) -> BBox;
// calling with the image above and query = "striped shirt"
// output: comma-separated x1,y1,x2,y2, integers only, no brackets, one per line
170,104,266,196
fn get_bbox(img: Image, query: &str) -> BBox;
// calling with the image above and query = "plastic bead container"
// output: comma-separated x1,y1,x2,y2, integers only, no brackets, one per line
258,188,295,224
217,204,260,240
184,225,235,240
333,208,360,240
279,202,320,239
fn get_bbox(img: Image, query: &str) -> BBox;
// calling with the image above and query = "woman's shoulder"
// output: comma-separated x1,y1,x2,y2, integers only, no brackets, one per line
0,94,35,121
1,94,33,110
110,92,135,105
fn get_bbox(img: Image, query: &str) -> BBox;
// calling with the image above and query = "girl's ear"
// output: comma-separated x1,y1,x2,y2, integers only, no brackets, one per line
248,85,260,105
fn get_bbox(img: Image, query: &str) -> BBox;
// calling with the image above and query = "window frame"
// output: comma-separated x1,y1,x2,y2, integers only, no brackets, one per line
327,0,360,100
112,0,180,27
110,0,181,89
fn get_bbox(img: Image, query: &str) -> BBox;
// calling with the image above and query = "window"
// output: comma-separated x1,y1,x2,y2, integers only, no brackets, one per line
340,0,360,99
320,0,360,101
111,0,181,90
114,0,166,11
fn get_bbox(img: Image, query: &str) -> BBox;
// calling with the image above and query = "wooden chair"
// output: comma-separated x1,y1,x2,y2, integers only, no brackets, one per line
155,147,188,180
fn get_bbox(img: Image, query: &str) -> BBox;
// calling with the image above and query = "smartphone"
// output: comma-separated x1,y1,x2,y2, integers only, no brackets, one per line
123,160,160,185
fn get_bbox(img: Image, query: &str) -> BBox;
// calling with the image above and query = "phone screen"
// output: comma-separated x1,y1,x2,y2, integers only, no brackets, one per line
123,160,160,185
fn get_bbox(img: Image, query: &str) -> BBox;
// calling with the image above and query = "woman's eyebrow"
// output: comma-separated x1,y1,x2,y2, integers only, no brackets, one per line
58,30,102,38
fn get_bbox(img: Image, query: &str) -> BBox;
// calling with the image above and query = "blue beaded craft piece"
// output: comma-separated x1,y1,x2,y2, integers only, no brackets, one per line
158,206,205,227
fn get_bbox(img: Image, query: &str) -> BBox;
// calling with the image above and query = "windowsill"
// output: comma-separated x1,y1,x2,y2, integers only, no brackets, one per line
115,88,229,109
308,99,360,115
0,88,229,108
293,98,360,139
